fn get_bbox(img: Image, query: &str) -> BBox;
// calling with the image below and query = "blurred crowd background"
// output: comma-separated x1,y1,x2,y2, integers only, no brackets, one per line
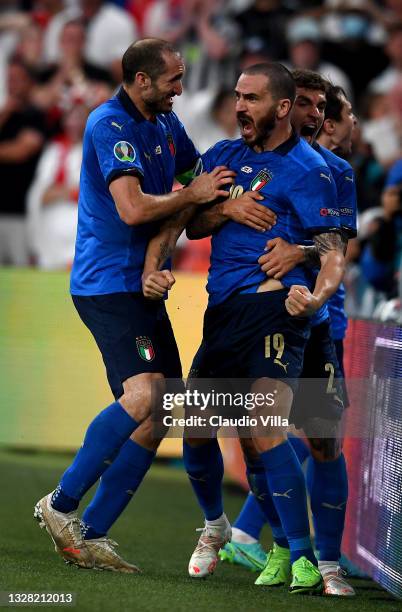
1,0,402,322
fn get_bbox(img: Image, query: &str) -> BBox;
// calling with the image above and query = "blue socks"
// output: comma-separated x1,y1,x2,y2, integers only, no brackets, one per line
234,436,310,548
233,493,266,541
245,458,288,548
183,439,224,521
288,434,310,464
52,402,139,513
307,453,348,561
82,439,155,538
261,441,316,565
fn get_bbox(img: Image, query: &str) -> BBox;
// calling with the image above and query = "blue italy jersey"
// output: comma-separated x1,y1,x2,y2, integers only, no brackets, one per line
310,143,357,338
202,134,340,307
70,87,199,296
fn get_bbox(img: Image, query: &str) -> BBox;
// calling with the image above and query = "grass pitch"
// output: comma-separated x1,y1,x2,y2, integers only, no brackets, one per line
0,449,400,612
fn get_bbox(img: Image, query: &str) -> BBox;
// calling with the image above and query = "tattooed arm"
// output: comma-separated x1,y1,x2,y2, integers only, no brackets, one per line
285,231,346,317
142,206,196,300
258,232,348,279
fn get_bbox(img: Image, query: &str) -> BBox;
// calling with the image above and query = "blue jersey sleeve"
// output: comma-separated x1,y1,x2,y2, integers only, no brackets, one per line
337,168,357,238
288,165,341,234
92,119,144,186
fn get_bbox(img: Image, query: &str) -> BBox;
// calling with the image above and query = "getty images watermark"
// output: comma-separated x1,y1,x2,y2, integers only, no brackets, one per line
161,388,288,429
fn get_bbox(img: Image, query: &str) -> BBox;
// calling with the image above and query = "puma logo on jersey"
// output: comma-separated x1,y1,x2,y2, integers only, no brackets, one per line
274,358,289,373
320,172,331,182
345,176,354,182
273,489,293,499
111,121,123,130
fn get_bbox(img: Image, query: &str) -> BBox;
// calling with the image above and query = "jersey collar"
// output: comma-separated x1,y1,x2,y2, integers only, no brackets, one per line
116,86,146,123
273,130,299,156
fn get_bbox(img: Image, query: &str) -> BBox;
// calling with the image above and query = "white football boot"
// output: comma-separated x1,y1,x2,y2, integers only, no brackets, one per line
321,565,356,596
188,514,232,578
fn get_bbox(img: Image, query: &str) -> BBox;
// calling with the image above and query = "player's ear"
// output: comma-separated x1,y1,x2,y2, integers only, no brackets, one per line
276,98,292,119
135,71,151,89
323,118,335,135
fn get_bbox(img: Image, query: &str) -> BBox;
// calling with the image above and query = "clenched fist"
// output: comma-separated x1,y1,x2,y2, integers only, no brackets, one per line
142,270,175,300
285,285,320,317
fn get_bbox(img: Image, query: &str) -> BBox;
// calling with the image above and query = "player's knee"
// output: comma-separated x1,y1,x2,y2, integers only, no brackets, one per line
239,437,259,464
120,373,165,422
309,437,342,461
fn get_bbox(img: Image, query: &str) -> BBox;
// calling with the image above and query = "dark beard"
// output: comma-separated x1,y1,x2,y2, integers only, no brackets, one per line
144,87,174,115
248,104,277,149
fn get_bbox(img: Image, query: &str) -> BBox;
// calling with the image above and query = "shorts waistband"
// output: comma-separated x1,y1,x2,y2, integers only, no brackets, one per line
209,288,289,310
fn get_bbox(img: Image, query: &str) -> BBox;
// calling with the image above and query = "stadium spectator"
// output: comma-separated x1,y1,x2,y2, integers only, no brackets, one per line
235,0,294,61
43,0,138,81
349,122,385,212
26,102,88,269
286,17,353,99
41,0,79,66
80,0,138,81
147,0,240,93
369,22,402,94
361,160,402,298
14,21,44,73
319,3,388,99
361,85,402,168
0,58,46,265
34,18,114,127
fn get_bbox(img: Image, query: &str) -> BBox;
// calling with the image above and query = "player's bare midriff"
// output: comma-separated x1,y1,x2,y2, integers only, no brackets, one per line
257,278,284,292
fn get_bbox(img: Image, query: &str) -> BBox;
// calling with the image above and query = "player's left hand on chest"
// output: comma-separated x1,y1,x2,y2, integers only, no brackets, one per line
285,285,318,317
258,237,302,279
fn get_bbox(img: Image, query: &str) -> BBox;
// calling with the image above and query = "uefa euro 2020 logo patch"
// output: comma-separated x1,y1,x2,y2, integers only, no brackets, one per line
136,336,155,362
114,141,136,162
250,169,273,191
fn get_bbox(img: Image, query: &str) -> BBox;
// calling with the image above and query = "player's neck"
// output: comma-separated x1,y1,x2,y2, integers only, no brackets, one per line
122,85,156,122
253,124,293,153
316,133,334,151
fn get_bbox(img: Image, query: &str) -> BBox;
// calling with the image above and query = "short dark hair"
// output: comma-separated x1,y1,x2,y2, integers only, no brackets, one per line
242,62,296,103
122,38,178,84
323,84,347,123
291,69,329,94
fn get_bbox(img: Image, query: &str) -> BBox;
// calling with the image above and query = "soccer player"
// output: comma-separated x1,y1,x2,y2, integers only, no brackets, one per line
221,74,357,596
144,63,346,594
33,38,237,572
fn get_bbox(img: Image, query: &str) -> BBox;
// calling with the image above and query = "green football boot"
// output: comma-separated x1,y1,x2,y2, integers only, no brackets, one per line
289,556,324,595
255,542,291,586
219,541,266,572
